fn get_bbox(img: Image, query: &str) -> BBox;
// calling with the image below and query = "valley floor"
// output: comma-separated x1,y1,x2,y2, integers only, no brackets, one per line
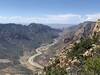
18,39,58,74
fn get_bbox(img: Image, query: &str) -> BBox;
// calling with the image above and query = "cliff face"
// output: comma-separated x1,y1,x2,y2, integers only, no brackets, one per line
57,21,96,46
73,21,95,41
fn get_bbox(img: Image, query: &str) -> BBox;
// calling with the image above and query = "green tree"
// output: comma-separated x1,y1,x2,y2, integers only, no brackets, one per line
83,56,100,75
68,38,93,58
44,65,68,75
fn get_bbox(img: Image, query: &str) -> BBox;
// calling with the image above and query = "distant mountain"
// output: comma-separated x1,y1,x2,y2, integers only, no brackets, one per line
54,21,96,52
0,23,61,60
47,24,75,29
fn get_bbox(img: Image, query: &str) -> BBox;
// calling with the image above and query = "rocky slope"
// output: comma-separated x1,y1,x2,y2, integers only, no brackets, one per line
55,21,96,50
44,20,100,75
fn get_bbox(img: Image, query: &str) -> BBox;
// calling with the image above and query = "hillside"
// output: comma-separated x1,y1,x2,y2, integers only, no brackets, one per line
44,20,100,75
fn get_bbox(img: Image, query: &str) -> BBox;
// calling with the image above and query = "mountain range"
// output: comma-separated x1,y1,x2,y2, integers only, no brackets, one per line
0,21,98,75
0,23,60,61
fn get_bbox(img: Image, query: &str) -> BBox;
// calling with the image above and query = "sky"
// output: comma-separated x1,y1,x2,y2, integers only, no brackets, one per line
0,0,100,26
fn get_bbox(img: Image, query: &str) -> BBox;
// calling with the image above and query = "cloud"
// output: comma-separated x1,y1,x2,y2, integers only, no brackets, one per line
0,16,37,24
41,14,82,24
0,13,100,24
85,13,100,21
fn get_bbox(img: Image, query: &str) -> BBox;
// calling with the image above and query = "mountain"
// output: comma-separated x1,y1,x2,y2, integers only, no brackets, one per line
0,21,98,75
44,20,100,75
47,24,75,29
0,23,60,60
31,21,96,69
55,21,96,48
